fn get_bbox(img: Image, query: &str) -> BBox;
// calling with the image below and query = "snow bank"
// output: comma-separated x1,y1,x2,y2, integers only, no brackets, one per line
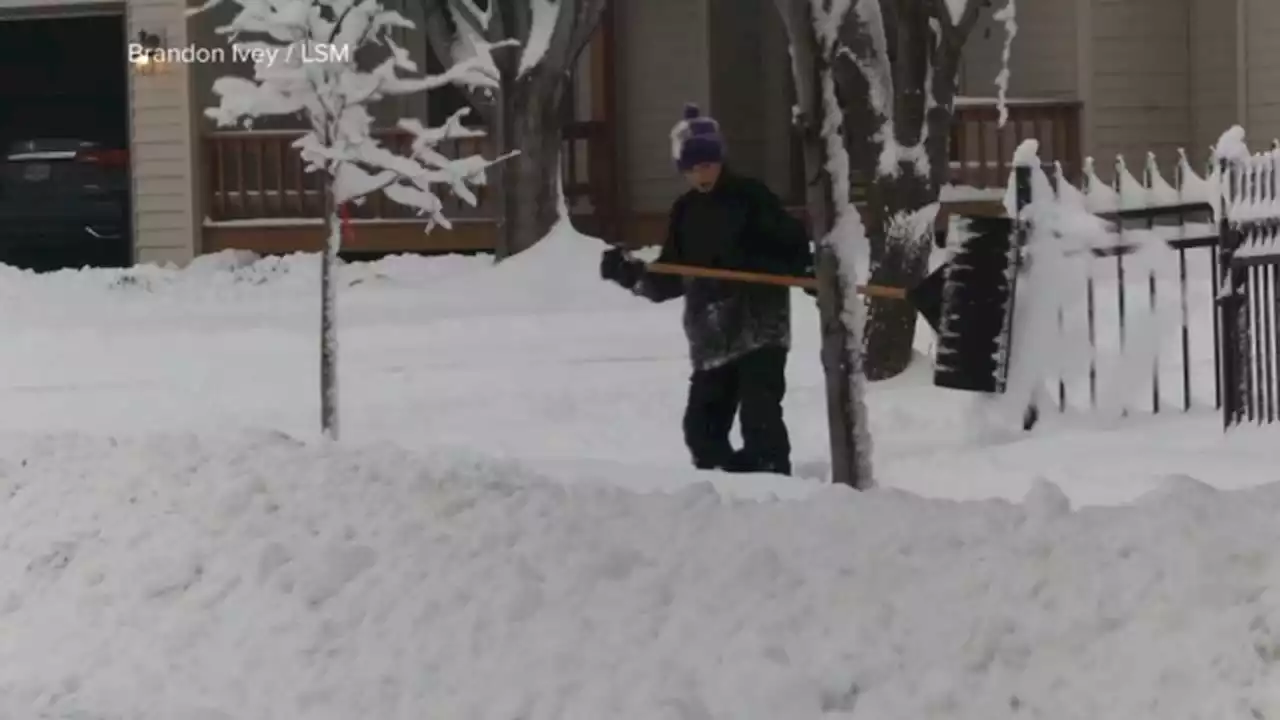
450,219,640,312
0,250,491,303
0,222,632,319
5,431,1280,719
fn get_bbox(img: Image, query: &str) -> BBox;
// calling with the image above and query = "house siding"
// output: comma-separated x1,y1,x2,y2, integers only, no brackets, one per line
1245,0,1280,145
618,0,710,214
127,0,200,264
1086,0,1191,171
1188,0,1238,160
707,0,793,199
960,0,1078,100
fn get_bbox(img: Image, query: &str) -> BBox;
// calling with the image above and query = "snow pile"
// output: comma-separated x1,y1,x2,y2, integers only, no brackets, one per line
3,432,1280,718
0,221,636,316
464,218,638,310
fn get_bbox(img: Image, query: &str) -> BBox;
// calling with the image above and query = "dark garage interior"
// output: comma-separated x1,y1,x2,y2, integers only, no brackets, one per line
0,11,132,271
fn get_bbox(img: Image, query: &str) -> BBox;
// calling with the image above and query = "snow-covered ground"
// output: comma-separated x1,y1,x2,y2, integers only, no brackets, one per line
0,224,1278,718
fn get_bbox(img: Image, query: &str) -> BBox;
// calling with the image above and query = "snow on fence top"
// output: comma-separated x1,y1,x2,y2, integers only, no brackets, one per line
1076,151,1213,214
997,125,1280,258
1212,125,1280,259
999,137,1219,252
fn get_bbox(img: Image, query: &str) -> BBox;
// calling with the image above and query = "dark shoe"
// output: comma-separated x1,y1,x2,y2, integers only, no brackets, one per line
692,445,736,471
724,450,791,476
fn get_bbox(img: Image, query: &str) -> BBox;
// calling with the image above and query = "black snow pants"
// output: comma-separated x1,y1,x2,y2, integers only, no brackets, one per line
682,345,791,475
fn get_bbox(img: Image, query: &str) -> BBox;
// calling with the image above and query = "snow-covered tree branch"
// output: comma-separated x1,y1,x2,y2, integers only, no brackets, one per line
196,0,507,231
422,0,612,259
190,0,509,438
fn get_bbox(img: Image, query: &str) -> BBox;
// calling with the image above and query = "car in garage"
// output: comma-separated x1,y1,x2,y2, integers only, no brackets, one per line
0,139,131,271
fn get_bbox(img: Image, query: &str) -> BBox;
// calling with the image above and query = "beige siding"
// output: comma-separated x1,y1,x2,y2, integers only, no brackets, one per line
707,0,793,198
619,0,711,213
127,0,199,264
1086,0,1191,171
1245,0,1280,145
756,16,794,201
961,0,1079,99
1189,0,1238,160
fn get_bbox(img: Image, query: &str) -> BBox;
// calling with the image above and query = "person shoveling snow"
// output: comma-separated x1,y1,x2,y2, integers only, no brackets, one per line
599,103,813,476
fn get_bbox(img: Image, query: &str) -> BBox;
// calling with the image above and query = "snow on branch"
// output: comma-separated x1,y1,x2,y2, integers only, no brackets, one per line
992,0,1017,126
822,0,986,185
442,1,502,82
843,0,893,113
450,0,493,32
842,0,900,176
933,0,984,32
437,0,596,83
195,0,513,230
517,0,558,77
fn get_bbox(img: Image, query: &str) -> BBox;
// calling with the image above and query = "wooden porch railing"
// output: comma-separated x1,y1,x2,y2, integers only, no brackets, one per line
784,98,1082,206
203,100,1079,244
202,120,615,233
950,98,1083,187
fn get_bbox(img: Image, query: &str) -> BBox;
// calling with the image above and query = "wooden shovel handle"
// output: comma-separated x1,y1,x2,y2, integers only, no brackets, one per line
644,262,907,300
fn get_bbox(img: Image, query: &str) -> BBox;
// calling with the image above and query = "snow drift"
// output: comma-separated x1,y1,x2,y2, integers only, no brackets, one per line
3,432,1280,719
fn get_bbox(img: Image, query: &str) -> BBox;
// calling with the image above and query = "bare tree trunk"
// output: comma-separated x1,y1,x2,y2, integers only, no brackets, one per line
494,81,566,259
831,0,982,381
422,0,609,260
777,0,872,489
861,173,936,379
852,0,933,380
320,185,340,440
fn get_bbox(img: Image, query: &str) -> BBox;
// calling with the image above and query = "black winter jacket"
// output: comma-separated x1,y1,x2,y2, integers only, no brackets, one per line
633,169,813,370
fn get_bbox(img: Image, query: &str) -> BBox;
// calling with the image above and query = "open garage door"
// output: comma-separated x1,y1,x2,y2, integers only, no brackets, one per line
0,10,132,271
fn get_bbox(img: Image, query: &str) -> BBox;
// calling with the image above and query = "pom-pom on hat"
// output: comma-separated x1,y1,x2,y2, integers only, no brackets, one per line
670,102,724,171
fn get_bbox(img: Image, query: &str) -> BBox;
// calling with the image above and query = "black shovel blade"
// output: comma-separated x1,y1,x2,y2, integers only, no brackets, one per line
907,262,947,333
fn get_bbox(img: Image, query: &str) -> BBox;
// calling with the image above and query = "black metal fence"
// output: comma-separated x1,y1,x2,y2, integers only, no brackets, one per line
1217,145,1280,427
986,132,1280,433
1009,151,1223,418
930,129,1280,433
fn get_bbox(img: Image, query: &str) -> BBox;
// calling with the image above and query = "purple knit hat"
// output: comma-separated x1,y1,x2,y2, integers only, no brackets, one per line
670,103,724,171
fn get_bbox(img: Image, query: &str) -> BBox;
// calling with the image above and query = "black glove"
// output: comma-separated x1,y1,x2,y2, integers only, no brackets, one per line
600,247,642,290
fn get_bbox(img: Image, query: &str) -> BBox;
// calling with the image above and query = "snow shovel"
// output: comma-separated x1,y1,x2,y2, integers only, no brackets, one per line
643,261,909,300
